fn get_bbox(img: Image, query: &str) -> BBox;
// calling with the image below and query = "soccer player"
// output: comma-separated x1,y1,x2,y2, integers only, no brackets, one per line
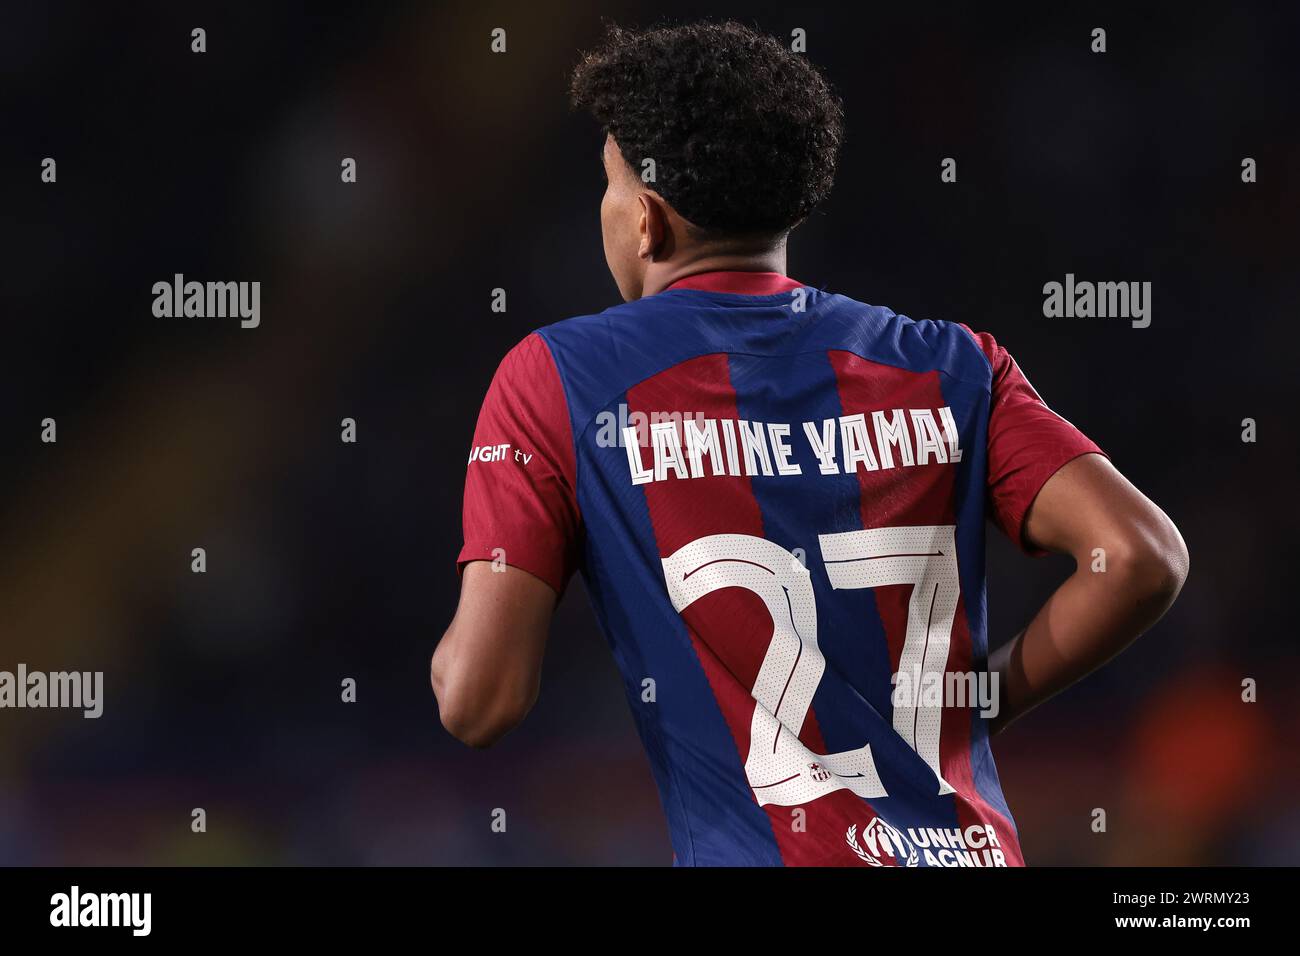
432,22,1188,866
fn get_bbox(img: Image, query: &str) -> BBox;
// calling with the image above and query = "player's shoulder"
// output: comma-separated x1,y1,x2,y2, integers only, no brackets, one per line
536,293,701,372
816,291,997,388
532,295,668,351
482,299,679,437
490,298,654,379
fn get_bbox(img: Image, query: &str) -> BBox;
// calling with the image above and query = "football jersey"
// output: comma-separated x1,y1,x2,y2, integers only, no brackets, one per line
458,271,1103,867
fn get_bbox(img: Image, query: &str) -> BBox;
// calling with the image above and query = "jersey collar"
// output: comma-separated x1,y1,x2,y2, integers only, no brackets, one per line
663,271,803,295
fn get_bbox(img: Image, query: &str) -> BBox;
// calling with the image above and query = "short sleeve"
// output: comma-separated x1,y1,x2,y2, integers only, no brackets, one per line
960,326,1107,555
457,333,581,593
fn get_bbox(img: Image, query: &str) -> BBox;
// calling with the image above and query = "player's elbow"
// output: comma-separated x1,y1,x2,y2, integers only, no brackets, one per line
431,650,534,749
437,702,518,749
1105,511,1189,605
438,696,530,749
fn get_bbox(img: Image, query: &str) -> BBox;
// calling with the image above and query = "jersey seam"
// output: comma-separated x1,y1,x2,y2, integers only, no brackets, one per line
950,323,996,395
531,332,586,538
655,288,807,303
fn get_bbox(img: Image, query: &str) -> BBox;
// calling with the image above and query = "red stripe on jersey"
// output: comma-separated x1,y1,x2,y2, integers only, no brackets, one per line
826,352,952,672
627,353,876,866
827,349,1024,865
664,271,804,295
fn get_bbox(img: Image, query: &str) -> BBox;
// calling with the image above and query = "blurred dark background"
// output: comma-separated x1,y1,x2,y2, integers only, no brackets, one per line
1,1,1296,865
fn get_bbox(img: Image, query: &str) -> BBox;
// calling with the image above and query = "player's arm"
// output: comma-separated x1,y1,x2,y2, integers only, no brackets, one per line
432,333,580,748
988,453,1188,733
958,324,1190,734
431,562,556,748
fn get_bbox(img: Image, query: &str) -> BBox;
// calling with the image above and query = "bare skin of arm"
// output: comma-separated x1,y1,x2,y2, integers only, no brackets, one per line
430,562,556,748
987,453,1189,734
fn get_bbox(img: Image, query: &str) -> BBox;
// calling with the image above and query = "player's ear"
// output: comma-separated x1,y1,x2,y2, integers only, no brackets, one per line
637,192,670,261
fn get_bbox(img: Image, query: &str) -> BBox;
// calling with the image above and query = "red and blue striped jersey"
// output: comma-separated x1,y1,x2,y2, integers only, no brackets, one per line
458,271,1102,866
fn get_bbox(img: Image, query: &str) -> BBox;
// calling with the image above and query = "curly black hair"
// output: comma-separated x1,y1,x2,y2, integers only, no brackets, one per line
570,21,844,238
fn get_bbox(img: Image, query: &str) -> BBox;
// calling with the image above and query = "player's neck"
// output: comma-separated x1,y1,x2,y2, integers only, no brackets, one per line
640,246,788,299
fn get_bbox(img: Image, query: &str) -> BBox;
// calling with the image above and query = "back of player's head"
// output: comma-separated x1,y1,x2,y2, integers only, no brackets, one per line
570,21,844,240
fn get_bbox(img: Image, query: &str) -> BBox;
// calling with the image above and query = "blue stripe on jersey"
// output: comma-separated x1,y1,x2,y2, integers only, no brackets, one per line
725,350,896,749
570,384,783,867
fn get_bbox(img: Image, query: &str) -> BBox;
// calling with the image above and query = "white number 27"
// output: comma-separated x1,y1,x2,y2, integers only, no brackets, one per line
661,526,959,807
